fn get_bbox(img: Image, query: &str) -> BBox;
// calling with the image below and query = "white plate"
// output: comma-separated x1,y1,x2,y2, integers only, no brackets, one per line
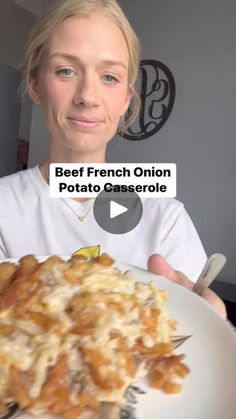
2,259,236,419
121,264,236,419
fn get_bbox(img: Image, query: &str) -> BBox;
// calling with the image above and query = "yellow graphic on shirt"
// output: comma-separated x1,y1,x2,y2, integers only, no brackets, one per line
73,245,100,258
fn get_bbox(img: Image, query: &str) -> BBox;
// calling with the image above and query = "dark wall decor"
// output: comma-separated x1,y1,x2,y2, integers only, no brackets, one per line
121,60,176,141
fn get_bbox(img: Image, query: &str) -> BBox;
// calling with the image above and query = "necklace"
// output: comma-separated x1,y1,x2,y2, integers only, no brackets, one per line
61,197,94,222
41,164,94,223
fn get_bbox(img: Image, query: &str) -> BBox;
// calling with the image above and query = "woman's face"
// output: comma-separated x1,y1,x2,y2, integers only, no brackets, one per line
30,13,132,160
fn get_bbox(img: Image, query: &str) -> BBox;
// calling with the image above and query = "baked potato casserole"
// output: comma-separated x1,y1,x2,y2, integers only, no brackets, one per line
0,253,189,418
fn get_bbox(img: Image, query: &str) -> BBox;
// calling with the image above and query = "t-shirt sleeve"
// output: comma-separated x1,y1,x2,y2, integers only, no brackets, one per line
160,205,207,282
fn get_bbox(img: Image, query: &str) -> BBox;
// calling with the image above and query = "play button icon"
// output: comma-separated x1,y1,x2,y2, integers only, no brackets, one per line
93,190,143,234
110,201,128,219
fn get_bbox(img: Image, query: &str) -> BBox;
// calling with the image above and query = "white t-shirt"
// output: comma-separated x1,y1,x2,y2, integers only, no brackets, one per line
0,166,206,281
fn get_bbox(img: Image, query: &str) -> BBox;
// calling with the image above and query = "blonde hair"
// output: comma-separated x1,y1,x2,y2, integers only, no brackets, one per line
21,0,141,132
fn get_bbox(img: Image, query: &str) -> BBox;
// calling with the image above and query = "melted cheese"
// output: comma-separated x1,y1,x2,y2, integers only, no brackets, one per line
0,256,176,415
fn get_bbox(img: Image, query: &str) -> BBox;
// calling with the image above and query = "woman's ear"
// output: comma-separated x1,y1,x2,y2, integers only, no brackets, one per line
120,86,134,116
28,75,41,104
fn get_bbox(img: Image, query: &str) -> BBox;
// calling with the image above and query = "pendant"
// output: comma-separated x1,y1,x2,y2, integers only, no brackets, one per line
78,215,86,222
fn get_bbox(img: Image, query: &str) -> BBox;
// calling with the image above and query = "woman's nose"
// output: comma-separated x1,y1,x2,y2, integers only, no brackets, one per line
73,74,99,108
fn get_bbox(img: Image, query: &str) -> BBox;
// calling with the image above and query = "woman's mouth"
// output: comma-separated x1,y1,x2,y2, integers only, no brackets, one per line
68,117,103,129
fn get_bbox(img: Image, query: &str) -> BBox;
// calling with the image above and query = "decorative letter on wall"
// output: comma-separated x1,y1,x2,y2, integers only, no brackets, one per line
121,60,175,141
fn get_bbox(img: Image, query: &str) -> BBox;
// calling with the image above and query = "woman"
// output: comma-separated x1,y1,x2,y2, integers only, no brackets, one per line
0,0,225,316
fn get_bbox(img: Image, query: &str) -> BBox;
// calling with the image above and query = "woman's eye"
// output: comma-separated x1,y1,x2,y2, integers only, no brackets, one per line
102,74,119,84
56,68,76,78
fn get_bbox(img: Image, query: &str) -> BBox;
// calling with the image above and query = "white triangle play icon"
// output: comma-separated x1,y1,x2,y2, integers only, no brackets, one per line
110,201,128,219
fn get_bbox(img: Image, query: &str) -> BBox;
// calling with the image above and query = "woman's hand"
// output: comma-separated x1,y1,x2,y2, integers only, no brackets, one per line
147,254,227,319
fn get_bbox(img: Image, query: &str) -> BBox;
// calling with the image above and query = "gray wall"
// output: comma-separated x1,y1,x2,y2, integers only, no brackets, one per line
18,94,33,141
106,0,236,291
0,0,35,69
0,64,21,176
13,0,44,17
28,105,49,166
0,1,35,174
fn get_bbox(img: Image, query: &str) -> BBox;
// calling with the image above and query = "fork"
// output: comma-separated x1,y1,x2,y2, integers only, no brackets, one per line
192,253,226,295
0,404,22,419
